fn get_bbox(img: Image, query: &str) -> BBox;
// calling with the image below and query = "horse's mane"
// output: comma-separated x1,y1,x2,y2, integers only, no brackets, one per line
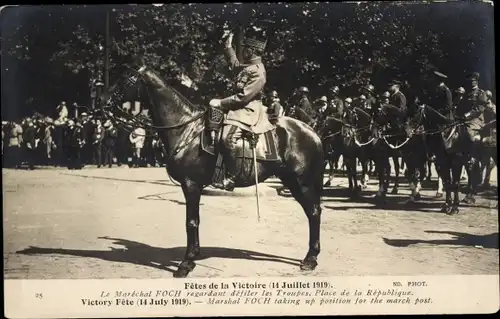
145,69,205,113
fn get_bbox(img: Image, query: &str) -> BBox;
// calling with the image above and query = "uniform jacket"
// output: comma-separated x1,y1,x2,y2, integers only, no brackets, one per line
456,87,488,130
389,91,407,112
298,96,315,117
220,47,272,133
327,97,344,118
267,100,284,118
483,101,496,137
430,84,453,115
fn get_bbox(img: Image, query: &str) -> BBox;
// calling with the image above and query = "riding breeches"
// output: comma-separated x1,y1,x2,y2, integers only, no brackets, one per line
221,124,243,150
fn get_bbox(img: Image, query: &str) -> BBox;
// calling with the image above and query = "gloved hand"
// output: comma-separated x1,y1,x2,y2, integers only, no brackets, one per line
209,99,222,108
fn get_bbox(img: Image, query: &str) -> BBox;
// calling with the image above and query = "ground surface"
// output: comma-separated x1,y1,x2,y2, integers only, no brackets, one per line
3,164,498,279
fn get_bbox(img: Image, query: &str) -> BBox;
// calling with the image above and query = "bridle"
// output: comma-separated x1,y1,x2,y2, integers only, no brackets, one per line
100,65,207,138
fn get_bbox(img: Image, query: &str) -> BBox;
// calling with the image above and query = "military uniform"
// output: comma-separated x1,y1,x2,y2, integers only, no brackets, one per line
296,93,315,125
327,96,344,118
456,86,488,140
210,29,273,191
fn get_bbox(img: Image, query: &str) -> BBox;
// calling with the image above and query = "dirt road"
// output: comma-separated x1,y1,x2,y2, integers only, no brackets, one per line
3,166,498,279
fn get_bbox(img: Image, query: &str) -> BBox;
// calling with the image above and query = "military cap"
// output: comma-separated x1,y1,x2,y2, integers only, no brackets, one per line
455,87,465,94
467,72,480,81
433,71,448,79
344,97,352,103
389,79,403,86
244,24,267,52
61,101,66,105
363,84,375,94
382,91,390,98
81,112,88,117
298,86,309,93
319,96,328,102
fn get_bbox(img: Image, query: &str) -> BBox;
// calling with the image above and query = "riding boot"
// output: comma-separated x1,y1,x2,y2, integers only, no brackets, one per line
220,141,237,191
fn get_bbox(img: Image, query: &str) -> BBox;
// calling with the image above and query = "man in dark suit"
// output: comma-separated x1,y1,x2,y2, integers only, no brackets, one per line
103,120,118,168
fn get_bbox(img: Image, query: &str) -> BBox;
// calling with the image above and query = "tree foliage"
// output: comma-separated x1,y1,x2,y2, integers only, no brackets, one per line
2,2,494,117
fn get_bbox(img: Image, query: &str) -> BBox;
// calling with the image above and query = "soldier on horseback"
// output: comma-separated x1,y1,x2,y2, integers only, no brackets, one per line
361,84,377,116
457,72,489,143
209,26,273,191
327,86,344,118
429,71,453,117
381,80,407,128
266,90,284,121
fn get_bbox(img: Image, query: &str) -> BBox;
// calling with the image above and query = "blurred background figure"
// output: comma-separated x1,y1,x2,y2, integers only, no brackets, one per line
129,124,146,168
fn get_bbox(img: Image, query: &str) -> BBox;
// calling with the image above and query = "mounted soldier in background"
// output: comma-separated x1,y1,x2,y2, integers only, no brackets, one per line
360,84,377,116
208,25,274,191
288,86,315,126
265,90,284,123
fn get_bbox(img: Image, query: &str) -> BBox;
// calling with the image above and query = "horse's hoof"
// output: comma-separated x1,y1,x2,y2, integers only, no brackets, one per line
435,192,443,198
462,195,475,204
415,192,422,200
446,206,460,215
361,184,367,190
404,197,416,205
391,188,398,195
323,181,331,187
173,261,196,278
440,203,451,213
300,258,318,271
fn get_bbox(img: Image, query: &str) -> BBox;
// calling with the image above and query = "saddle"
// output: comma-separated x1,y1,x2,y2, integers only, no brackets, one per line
201,106,280,162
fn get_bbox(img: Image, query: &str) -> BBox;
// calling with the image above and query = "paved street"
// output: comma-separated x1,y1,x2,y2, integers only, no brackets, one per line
3,166,498,279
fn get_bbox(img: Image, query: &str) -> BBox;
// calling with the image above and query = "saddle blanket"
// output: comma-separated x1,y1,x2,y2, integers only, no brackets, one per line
201,128,280,162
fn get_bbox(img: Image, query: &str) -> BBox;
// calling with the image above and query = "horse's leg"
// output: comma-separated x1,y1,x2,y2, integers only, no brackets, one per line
345,154,356,196
391,155,399,194
374,155,387,203
436,160,452,214
173,180,202,278
426,159,433,181
462,157,479,204
359,153,369,190
279,173,321,271
323,153,337,187
448,158,462,215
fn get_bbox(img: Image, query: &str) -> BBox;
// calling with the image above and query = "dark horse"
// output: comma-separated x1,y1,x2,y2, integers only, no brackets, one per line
420,104,469,214
103,66,325,277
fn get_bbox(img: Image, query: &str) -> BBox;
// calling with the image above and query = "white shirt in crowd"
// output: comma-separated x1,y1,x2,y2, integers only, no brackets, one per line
129,127,146,149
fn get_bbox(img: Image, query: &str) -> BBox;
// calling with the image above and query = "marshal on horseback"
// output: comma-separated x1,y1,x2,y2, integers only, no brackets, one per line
100,24,325,278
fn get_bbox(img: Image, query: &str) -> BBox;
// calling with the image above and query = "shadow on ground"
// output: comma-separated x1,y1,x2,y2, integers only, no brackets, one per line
16,236,301,274
382,231,499,249
61,173,177,187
